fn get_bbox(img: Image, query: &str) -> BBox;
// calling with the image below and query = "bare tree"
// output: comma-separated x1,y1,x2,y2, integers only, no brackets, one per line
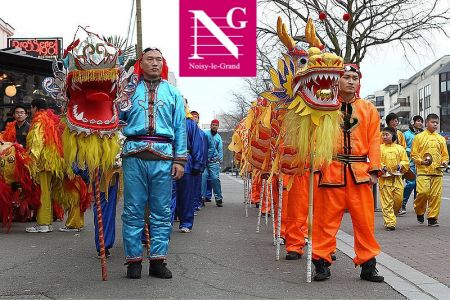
257,0,450,64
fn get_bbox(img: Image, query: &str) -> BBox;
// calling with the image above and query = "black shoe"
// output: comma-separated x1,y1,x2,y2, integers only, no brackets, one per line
417,214,425,224
204,198,212,203
428,218,439,227
385,226,396,231
312,258,331,281
126,261,142,279
331,253,337,261
149,260,172,279
216,200,223,207
285,251,302,260
360,258,384,282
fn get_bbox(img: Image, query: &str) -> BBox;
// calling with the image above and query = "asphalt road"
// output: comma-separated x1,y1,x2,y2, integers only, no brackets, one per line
0,174,406,299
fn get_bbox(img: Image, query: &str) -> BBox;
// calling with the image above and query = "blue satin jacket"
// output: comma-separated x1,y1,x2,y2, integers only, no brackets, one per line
204,130,223,163
120,80,187,162
184,118,204,174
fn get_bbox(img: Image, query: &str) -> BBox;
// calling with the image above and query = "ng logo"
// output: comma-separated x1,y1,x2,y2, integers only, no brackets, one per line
180,0,256,77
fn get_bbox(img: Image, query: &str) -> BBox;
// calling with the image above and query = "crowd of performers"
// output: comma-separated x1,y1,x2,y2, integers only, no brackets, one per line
228,17,449,283
0,29,224,280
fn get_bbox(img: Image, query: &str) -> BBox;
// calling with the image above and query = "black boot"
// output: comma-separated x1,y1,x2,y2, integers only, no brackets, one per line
312,258,331,281
360,258,384,282
126,261,142,279
285,251,302,260
149,259,172,279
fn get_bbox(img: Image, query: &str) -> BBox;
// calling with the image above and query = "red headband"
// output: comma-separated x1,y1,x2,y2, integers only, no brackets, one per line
211,119,219,125
133,51,169,80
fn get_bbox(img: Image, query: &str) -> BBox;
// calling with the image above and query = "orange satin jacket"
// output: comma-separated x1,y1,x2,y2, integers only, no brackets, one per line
318,98,381,186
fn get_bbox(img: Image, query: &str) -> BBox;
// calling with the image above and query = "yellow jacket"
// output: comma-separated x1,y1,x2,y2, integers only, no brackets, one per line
411,129,449,176
380,143,409,187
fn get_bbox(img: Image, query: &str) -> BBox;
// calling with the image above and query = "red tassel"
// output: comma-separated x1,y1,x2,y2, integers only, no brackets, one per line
319,11,327,20
343,13,351,21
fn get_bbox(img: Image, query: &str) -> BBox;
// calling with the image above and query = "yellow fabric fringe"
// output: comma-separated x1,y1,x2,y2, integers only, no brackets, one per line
62,126,120,178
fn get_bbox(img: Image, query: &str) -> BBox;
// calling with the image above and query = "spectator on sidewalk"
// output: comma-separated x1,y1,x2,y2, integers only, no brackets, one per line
0,104,31,148
379,127,409,230
411,114,449,227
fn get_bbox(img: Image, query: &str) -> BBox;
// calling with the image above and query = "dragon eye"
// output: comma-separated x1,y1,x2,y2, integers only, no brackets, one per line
299,57,308,66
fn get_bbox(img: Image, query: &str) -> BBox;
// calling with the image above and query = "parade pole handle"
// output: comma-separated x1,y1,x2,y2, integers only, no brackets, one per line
306,129,315,283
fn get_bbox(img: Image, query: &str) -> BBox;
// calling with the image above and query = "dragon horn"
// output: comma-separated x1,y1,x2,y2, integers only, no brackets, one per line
305,18,324,49
277,16,295,51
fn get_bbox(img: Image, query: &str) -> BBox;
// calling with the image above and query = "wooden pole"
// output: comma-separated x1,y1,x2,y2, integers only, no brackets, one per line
276,176,283,261
306,129,315,283
136,0,143,57
94,169,108,281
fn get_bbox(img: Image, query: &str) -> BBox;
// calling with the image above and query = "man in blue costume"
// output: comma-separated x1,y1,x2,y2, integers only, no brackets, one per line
202,119,224,207
190,111,208,211
175,108,204,232
120,48,187,279
399,115,423,215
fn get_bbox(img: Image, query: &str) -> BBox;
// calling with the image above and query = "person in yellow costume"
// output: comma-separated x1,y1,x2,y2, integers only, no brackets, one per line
25,99,64,233
379,127,409,231
411,113,449,226
382,113,406,148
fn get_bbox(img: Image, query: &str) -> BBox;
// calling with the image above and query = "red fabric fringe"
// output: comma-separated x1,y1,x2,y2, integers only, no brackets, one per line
30,110,64,156
1,121,17,142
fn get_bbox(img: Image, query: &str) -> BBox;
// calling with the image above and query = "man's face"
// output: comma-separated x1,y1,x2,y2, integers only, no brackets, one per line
192,114,199,123
211,123,219,133
388,118,399,129
338,71,360,96
13,108,27,122
140,50,163,79
426,118,439,132
413,119,423,130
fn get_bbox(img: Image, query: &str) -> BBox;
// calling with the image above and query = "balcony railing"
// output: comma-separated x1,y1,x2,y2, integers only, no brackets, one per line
391,98,410,108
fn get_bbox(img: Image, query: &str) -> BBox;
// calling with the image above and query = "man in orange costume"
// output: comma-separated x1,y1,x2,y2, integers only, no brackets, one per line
312,64,384,282
283,174,309,260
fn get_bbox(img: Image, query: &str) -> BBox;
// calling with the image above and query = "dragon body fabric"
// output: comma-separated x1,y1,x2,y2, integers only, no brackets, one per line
260,18,344,173
0,142,40,232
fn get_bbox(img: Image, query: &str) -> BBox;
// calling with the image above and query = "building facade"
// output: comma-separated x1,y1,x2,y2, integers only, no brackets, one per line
0,18,14,49
368,55,450,133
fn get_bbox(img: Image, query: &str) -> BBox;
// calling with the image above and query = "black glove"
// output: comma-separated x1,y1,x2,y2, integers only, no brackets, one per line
191,169,201,176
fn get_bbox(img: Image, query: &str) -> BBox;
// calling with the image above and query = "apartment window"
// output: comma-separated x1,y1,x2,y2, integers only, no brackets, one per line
379,109,385,118
424,84,431,119
375,96,384,107
439,72,450,132
419,88,424,119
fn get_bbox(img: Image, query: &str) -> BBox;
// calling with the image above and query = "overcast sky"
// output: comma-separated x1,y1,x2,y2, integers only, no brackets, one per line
2,0,450,124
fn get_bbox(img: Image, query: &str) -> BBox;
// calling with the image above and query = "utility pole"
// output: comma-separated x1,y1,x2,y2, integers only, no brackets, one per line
136,0,143,58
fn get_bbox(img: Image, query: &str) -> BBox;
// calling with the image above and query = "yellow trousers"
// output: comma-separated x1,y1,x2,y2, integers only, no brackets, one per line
64,204,84,229
36,171,53,226
414,175,443,219
379,185,403,227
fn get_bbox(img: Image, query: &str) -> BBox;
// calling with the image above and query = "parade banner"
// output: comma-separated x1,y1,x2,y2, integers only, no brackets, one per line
179,0,257,77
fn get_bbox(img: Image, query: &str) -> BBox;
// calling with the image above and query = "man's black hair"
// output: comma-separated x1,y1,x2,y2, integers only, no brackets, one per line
382,126,397,142
31,98,47,110
385,113,399,126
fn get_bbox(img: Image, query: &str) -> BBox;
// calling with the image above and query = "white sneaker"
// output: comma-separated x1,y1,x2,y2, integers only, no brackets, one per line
398,209,406,216
59,226,82,232
180,227,191,233
26,224,53,233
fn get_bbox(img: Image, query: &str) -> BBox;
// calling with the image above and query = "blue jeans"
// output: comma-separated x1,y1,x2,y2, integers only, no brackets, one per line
201,162,222,201
402,164,417,209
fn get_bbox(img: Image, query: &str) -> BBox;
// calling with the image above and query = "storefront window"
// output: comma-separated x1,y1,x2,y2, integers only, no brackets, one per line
0,68,56,121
